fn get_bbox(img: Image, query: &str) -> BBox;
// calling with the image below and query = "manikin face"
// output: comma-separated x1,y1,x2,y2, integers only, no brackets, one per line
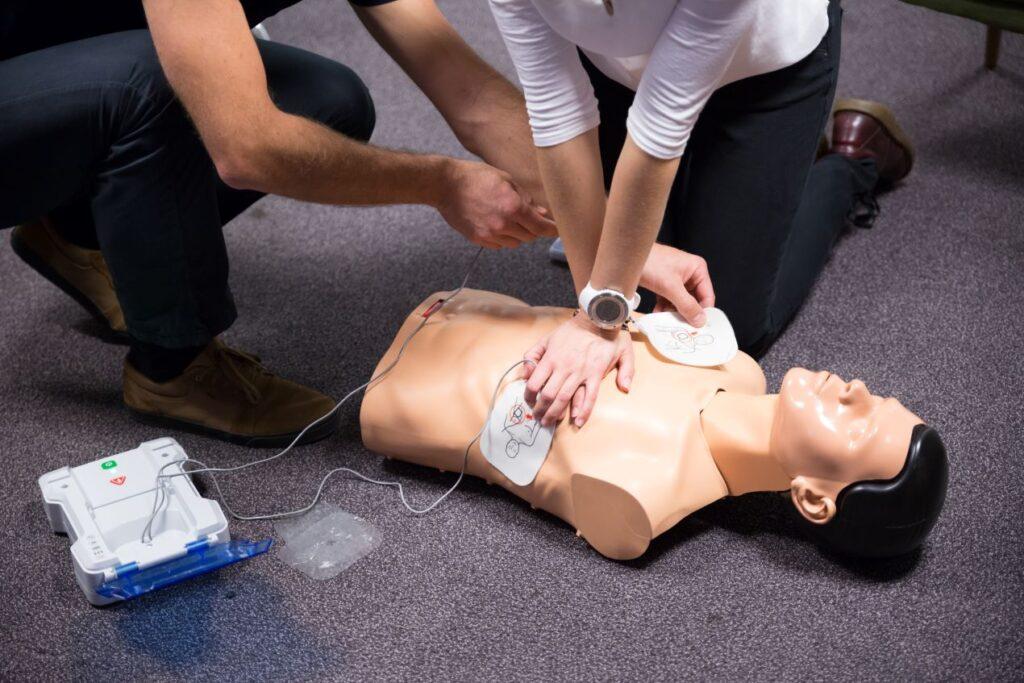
771,368,923,524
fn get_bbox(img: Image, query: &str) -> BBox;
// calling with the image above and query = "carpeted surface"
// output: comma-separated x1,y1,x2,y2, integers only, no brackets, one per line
2,1,1022,680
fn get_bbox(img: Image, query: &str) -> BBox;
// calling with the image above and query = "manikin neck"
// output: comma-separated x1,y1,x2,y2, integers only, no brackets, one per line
700,392,792,496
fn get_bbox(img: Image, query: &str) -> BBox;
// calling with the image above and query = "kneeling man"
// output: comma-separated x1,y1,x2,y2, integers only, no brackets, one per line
1,0,551,445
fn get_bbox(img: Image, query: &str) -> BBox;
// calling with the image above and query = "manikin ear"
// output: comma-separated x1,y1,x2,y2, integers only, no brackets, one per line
790,476,837,525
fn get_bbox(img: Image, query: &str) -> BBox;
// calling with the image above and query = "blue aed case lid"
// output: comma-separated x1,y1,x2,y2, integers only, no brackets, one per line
97,538,272,601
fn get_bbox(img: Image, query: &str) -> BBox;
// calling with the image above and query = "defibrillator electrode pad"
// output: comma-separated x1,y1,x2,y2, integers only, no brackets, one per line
636,308,738,367
481,379,555,486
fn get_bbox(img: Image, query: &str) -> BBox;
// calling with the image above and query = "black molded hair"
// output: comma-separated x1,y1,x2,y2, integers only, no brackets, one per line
800,424,949,559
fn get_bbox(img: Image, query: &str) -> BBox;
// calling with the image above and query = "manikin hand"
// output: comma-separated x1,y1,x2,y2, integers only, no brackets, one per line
437,159,557,249
640,243,715,327
522,315,634,428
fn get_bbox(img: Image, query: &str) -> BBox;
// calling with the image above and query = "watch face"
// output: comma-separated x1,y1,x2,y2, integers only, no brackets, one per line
590,293,627,327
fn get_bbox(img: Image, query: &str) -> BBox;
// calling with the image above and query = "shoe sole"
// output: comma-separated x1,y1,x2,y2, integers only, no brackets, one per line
833,97,915,172
11,228,129,342
128,406,339,448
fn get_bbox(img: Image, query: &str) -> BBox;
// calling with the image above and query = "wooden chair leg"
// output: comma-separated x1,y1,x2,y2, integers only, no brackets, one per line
985,25,1001,70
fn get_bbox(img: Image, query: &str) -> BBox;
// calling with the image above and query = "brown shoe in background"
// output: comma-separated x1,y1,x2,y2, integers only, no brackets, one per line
11,218,127,337
831,98,915,186
124,339,338,447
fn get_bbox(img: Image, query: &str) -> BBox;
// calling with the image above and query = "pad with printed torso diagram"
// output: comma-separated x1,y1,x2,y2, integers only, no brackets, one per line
636,308,738,367
481,379,555,486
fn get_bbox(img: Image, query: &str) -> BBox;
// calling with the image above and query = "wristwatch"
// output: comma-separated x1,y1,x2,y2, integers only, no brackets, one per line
578,282,641,330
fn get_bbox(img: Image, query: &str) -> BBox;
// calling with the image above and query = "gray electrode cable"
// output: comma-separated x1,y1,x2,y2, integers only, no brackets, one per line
141,247,531,543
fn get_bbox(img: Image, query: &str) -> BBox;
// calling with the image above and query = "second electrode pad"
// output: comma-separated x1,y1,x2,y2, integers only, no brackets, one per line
480,379,555,486
636,308,738,367
274,503,381,580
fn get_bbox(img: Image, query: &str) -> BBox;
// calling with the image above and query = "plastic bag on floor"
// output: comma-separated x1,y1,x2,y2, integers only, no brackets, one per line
274,503,381,580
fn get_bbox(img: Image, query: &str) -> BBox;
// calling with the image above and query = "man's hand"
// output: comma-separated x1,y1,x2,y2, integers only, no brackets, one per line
437,159,556,249
640,243,715,327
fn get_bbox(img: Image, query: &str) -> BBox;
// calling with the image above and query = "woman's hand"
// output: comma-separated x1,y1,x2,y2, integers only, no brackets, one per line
640,243,716,326
523,315,634,428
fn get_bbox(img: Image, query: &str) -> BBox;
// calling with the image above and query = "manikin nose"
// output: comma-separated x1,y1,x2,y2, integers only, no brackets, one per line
839,379,871,405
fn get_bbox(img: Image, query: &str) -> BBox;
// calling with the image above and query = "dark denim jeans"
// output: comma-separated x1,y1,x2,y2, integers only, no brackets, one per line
0,29,375,347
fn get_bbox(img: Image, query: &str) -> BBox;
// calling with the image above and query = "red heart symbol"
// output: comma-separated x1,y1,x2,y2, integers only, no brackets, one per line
110,475,126,486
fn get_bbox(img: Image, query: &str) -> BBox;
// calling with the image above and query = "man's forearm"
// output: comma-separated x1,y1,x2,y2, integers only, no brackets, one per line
222,108,452,207
452,74,547,206
355,0,547,206
145,0,457,209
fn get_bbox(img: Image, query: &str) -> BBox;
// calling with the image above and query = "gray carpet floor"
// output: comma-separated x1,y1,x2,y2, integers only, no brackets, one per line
2,0,1023,680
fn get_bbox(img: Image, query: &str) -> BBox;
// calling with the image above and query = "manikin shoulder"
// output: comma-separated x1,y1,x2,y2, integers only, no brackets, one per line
712,350,767,395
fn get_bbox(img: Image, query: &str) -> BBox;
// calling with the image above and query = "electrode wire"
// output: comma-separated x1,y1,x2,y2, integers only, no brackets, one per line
141,247,529,542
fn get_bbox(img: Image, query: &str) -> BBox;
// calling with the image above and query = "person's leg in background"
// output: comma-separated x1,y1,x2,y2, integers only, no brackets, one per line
1,30,375,445
121,36,376,410
661,0,864,357
581,40,869,354
583,0,910,357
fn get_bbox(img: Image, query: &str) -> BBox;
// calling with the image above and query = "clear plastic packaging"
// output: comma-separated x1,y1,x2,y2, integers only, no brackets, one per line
274,503,381,580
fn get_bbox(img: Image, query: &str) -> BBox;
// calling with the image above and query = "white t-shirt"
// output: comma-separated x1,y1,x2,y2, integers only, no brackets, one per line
489,0,829,159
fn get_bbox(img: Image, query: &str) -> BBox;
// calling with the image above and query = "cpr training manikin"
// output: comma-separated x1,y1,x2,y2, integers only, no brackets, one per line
360,289,948,561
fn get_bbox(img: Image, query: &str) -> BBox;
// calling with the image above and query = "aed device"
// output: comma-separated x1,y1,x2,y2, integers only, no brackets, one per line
39,437,270,606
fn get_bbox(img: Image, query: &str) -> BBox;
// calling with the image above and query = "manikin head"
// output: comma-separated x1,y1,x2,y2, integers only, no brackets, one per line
771,368,949,558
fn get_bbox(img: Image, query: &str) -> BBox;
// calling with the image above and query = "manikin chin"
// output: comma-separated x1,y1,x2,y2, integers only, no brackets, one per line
360,290,948,561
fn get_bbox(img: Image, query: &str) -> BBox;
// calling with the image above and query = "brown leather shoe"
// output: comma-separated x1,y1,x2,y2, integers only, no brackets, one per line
831,98,915,185
124,339,337,447
816,134,830,160
11,218,127,337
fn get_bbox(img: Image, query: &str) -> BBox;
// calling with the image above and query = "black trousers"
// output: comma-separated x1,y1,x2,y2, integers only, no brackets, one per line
0,29,375,348
585,0,877,357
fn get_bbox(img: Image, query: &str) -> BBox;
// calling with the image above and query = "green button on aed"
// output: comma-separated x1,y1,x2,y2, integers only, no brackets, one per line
100,459,117,470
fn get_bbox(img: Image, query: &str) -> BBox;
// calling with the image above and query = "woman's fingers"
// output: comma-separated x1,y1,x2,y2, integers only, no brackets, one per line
616,343,635,392
685,260,716,308
575,377,601,427
531,368,568,423
570,386,586,425
541,372,582,427
666,284,707,327
524,357,553,406
522,339,547,380
522,319,632,429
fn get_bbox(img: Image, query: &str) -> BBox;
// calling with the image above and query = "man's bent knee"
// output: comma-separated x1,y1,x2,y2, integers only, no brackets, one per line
258,41,376,143
302,61,376,143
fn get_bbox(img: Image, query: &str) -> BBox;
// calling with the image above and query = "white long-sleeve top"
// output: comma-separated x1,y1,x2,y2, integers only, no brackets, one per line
488,0,829,159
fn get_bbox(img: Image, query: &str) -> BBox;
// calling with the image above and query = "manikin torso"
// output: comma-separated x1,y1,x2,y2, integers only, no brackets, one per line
360,289,771,560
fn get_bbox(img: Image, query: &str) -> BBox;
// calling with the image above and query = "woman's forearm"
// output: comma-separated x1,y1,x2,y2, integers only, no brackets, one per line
535,129,607,294
591,136,681,297
535,131,680,302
